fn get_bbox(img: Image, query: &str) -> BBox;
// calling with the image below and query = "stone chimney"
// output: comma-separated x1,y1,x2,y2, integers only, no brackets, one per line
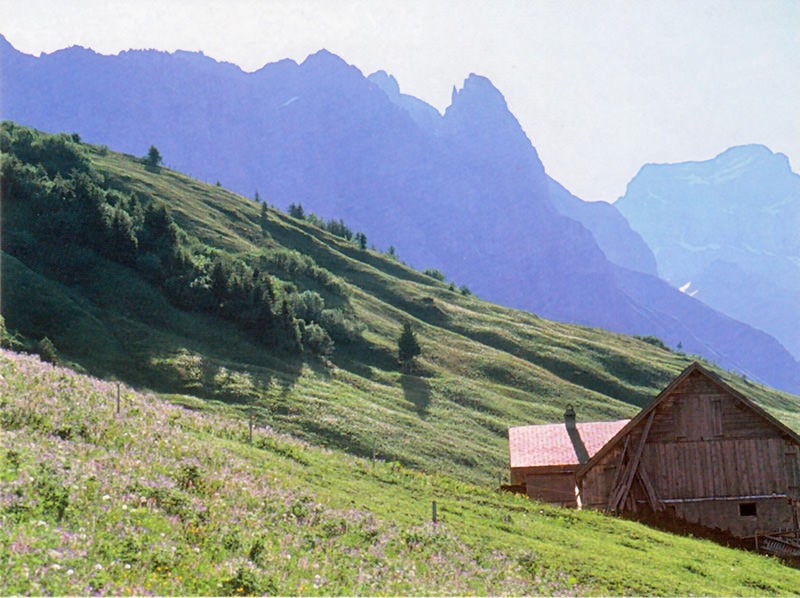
564,404,577,429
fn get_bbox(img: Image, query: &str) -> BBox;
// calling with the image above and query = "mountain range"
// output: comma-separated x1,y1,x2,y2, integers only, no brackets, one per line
1,34,799,394
616,145,800,361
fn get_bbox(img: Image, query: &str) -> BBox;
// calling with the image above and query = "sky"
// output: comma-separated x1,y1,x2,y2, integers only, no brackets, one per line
1,0,797,202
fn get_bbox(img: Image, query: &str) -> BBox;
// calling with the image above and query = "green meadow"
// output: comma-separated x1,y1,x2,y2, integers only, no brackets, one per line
2,124,800,594
2,350,799,596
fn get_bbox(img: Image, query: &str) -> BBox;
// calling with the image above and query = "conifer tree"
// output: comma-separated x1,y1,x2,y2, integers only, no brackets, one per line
398,321,421,371
143,145,162,169
259,202,269,236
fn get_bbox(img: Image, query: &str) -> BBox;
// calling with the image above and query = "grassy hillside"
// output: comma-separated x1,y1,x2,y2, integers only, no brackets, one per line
2,349,799,596
2,123,799,491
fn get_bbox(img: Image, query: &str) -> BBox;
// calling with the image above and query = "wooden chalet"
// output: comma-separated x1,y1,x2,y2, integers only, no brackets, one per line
509,362,800,542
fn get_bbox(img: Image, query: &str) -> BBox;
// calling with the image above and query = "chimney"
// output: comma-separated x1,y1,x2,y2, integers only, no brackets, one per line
564,404,577,429
564,404,589,464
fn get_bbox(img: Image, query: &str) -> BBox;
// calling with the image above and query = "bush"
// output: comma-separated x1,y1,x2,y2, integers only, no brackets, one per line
37,337,59,364
634,335,670,351
287,290,325,323
301,321,334,357
221,565,273,596
0,316,19,349
423,268,446,281
319,309,364,343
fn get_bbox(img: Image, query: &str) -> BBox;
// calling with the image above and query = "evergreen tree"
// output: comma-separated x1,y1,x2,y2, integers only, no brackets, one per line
259,202,269,236
278,299,302,353
210,259,229,311
288,203,305,219
143,145,162,169
355,232,367,250
397,321,421,370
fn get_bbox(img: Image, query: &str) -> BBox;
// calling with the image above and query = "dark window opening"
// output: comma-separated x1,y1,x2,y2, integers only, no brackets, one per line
739,502,757,517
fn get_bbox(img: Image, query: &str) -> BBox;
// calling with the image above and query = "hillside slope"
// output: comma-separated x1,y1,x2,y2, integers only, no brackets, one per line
2,124,799,489
3,349,800,596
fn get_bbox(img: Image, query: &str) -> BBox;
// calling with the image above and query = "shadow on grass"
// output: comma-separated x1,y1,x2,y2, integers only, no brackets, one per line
332,340,400,380
400,374,431,418
276,354,303,395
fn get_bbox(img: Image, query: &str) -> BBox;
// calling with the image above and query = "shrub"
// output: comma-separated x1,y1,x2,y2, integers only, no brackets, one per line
37,337,59,364
319,308,364,343
33,463,69,521
634,335,671,351
301,321,334,357
423,268,446,281
221,565,273,596
0,316,21,349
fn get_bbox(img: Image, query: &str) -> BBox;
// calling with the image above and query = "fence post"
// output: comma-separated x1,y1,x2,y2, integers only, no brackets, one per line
116,382,121,415
432,500,437,524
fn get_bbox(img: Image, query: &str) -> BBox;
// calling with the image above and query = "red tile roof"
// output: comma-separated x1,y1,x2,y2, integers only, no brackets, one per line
509,420,630,468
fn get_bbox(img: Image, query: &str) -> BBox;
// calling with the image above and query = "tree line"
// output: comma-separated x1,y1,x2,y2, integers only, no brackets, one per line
0,123,362,358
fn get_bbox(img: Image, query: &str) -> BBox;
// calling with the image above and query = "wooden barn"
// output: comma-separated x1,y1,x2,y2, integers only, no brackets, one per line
509,362,800,542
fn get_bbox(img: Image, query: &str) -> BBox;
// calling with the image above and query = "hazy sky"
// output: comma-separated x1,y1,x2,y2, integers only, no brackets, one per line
1,0,797,202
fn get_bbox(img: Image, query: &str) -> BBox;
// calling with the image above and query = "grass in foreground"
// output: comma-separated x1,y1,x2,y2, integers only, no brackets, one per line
1,349,798,596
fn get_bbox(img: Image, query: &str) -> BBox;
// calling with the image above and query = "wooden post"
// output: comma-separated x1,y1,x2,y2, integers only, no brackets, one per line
116,382,121,415
248,410,254,445
636,466,661,512
432,500,437,524
610,411,655,512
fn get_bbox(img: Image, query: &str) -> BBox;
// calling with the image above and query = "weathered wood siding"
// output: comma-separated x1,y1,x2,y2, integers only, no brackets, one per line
580,369,800,537
666,497,794,538
525,472,577,508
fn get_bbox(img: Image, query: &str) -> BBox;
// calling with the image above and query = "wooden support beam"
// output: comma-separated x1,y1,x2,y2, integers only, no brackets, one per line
610,411,655,512
606,436,630,510
636,464,661,512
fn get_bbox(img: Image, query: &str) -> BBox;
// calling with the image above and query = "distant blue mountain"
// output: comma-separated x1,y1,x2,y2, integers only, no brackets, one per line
616,145,800,361
367,71,442,133
546,178,658,276
3,35,799,393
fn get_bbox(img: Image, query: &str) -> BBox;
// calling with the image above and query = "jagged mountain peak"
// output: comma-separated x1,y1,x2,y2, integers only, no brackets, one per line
45,43,99,59
368,70,401,98
448,73,508,111
301,48,351,69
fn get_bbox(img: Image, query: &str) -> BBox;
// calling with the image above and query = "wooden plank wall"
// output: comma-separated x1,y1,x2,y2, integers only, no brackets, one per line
525,472,578,508
668,497,793,538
